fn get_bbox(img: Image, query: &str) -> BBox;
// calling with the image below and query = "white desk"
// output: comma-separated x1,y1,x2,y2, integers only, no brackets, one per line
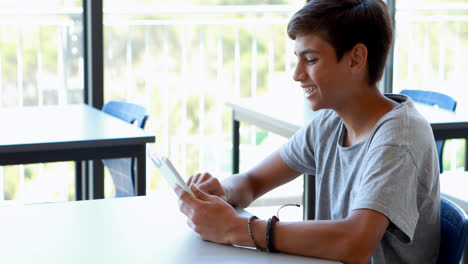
0,104,155,199
0,192,340,264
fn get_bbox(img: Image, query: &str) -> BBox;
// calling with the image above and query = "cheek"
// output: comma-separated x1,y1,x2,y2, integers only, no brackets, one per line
306,67,320,83
307,65,331,87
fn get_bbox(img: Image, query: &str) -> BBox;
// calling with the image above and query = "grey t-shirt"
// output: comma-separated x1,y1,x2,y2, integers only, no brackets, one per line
280,94,440,263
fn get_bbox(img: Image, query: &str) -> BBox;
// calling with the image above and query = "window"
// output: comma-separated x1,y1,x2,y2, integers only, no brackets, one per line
393,1,468,172
0,0,83,202
102,0,304,219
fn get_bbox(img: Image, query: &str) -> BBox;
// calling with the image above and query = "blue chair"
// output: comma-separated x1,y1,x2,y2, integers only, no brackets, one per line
438,197,468,264
102,100,149,197
400,89,457,173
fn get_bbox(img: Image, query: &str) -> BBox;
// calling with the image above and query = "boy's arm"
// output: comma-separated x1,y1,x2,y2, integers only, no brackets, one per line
176,151,389,263
177,184,389,264
233,208,390,264
221,149,303,209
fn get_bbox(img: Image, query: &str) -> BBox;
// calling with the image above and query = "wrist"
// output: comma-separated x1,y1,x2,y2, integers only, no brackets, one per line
222,185,231,203
222,173,252,208
227,216,249,245
222,183,243,208
228,215,269,251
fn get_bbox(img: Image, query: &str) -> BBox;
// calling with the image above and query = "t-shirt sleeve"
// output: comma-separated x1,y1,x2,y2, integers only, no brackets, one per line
352,145,419,244
279,123,316,175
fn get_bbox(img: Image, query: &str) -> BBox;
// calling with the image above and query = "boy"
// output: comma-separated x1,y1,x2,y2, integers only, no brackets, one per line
176,0,440,263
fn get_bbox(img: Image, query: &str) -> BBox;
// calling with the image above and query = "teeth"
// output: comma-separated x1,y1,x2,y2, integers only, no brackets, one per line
303,86,317,97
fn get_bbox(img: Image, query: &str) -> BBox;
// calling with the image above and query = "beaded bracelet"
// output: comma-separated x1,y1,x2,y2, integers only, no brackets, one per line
248,215,266,251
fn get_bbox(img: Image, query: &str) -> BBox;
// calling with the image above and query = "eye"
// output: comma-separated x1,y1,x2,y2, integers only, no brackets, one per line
306,58,318,64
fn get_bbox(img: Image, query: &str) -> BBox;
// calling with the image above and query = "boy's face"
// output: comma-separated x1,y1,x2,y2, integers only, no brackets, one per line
293,33,353,112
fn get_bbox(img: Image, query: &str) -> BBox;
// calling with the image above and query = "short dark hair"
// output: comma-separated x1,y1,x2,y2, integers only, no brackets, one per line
287,0,393,85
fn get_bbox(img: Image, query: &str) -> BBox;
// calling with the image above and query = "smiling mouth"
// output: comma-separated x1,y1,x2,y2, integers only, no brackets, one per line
303,86,317,98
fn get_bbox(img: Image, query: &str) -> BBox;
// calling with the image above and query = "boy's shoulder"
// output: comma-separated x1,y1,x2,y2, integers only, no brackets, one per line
382,94,431,127
371,94,434,146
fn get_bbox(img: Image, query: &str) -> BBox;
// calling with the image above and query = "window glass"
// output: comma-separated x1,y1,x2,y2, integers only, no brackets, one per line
394,0,468,172
0,0,83,202
103,0,304,219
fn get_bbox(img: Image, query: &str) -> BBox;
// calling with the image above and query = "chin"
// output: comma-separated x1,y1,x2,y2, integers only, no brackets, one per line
306,100,321,111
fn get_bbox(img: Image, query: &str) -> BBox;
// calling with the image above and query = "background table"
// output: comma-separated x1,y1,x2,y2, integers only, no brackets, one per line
0,104,155,199
0,192,340,264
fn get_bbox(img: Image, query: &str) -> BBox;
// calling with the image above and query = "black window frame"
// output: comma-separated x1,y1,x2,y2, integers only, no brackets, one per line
81,0,104,200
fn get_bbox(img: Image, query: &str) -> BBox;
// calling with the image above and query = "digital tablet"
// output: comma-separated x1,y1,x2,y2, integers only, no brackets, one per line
148,151,195,197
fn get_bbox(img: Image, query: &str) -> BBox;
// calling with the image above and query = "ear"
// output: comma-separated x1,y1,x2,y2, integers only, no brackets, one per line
348,43,368,74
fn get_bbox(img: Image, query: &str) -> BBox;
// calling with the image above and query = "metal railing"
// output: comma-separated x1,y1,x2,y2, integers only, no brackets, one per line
0,10,82,202
0,5,301,202
102,5,301,189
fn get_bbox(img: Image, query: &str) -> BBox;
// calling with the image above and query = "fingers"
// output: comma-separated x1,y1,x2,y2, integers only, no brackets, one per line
187,172,226,199
196,177,220,192
187,173,201,186
188,172,212,186
176,185,220,218
191,184,218,202
181,192,239,244
175,185,199,217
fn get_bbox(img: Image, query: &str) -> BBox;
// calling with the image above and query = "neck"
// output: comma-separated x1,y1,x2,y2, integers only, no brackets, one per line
335,87,399,147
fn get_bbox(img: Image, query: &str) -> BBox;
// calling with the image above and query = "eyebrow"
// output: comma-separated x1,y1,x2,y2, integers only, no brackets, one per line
294,48,319,57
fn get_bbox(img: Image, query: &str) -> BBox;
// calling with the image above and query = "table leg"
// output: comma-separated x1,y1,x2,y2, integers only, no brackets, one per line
135,145,147,196
92,160,104,199
75,161,83,200
233,116,240,174
75,160,91,200
303,174,316,220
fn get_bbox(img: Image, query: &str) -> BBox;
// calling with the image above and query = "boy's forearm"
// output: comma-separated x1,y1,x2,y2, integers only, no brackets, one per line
222,173,256,208
222,150,301,208
229,216,367,263
230,211,387,264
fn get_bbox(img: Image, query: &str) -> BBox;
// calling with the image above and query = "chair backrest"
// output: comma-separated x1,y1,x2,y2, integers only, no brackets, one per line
400,90,457,173
102,100,148,129
438,197,468,264
102,100,149,197
400,89,457,112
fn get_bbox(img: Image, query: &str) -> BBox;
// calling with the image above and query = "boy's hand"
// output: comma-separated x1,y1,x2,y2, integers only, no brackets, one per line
174,184,243,245
187,172,226,201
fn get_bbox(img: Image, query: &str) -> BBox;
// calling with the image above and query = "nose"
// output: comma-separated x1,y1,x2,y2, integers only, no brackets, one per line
293,62,305,82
